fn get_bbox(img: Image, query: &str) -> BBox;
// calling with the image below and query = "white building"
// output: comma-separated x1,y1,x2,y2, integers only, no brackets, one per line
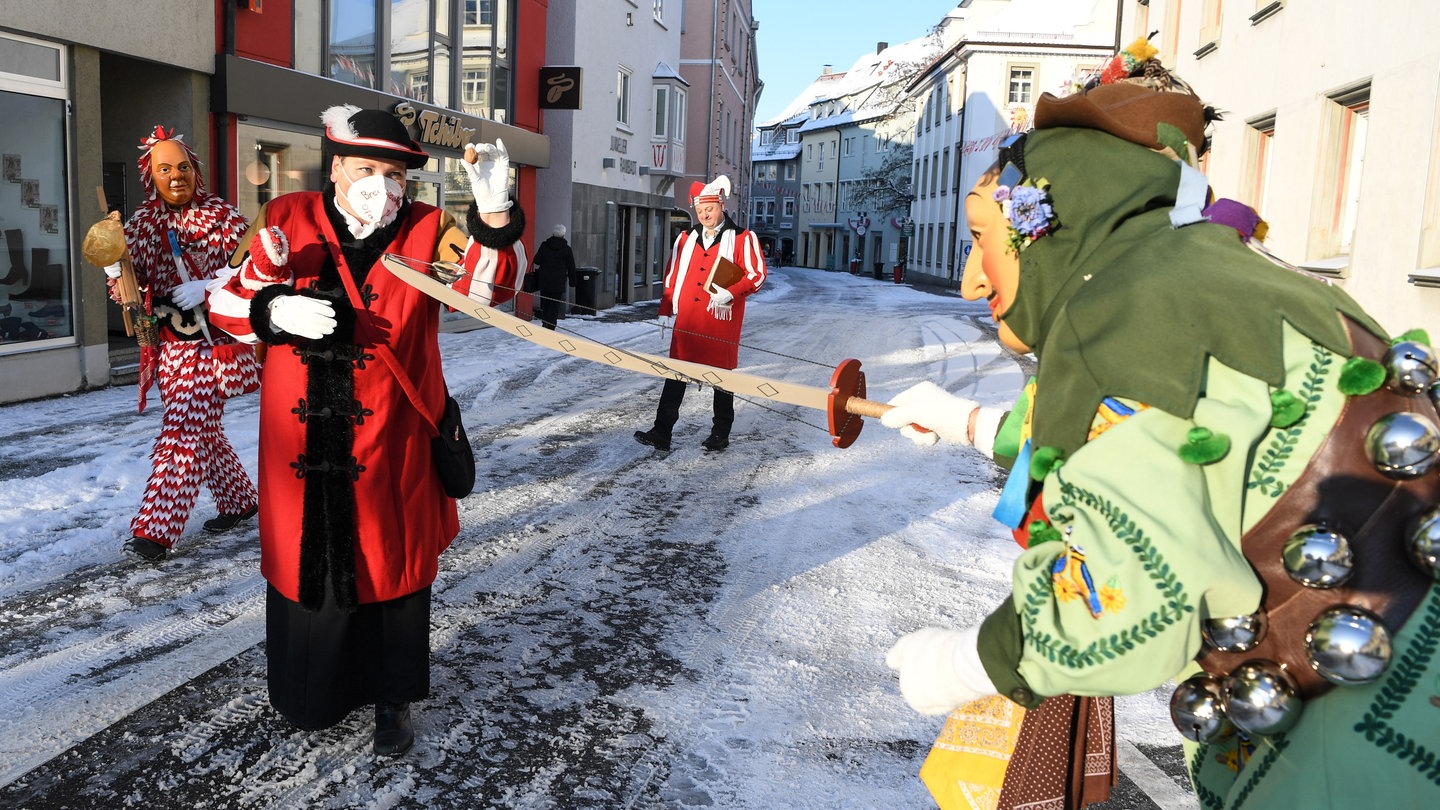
907,0,1121,286
536,0,687,309
1128,0,1440,338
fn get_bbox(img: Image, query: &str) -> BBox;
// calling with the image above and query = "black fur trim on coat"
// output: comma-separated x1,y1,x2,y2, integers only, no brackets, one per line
466,198,526,249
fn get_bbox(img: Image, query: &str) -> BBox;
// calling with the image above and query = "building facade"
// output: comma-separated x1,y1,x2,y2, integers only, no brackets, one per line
907,0,1120,287
0,0,550,405
677,0,760,219
1128,0,1440,339
534,0,686,309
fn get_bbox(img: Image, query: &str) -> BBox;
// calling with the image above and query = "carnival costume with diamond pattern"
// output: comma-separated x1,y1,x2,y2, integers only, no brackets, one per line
122,129,258,550
973,126,1440,807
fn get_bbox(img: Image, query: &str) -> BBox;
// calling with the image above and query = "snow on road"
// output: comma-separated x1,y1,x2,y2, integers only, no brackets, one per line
0,266,1192,808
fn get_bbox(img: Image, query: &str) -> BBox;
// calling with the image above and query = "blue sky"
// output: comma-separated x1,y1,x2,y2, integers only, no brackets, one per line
752,0,962,124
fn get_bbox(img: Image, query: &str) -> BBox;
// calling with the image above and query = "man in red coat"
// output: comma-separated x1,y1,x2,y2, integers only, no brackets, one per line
634,175,767,452
208,104,525,756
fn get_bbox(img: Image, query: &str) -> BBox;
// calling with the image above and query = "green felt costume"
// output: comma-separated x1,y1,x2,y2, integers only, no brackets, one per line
973,127,1440,808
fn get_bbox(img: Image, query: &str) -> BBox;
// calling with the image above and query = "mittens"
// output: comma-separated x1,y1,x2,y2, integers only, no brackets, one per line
880,381,979,447
885,626,997,716
248,226,291,284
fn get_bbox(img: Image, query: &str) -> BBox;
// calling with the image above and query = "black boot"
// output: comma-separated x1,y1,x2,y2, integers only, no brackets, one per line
0,229,26,287
701,431,729,452
203,503,258,534
374,702,415,756
12,248,48,299
633,428,671,452
125,536,169,563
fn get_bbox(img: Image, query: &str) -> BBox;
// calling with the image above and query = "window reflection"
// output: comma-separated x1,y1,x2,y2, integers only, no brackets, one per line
329,0,378,89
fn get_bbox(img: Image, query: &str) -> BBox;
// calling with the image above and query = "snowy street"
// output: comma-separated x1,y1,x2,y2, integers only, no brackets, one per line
0,266,1196,808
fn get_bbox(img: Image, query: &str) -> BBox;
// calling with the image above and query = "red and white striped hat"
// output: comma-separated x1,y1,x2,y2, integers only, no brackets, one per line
689,175,732,207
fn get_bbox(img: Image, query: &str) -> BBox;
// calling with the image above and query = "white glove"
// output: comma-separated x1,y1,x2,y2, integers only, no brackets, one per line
103,262,123,279
880,381,978,447
886,626,997,716
170,278,211,310
268,295,336,340
463,139,513,213
709,287,734,307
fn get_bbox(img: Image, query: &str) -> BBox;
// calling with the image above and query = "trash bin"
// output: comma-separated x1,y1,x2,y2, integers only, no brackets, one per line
872,261,884,280
849,258,861,275
572,266,600,315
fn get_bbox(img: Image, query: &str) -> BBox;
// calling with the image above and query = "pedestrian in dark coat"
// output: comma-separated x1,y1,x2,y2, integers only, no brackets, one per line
532,224,577,329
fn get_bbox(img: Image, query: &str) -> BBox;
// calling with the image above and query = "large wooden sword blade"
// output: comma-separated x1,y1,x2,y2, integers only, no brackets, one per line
384,253,893,447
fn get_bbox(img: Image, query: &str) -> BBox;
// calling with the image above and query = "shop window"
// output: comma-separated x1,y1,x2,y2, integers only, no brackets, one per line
236,122,325,225
1,33,72,351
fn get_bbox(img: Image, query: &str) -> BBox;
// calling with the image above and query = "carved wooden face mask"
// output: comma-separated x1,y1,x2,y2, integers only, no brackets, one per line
149,140,196,207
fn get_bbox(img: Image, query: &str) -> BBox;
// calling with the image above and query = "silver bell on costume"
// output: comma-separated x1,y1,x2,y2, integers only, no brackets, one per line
1383,340,1439,395
1304,606,1392,686
1282,524,1354,588
1170,673,1234,744
1202,611,1268,652
1408,506,1440,580
1222,659,1304,737
1364,412,1440,479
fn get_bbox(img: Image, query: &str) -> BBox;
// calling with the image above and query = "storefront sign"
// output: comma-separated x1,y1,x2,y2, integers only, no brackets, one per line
539,66,583,110
393,102,477,150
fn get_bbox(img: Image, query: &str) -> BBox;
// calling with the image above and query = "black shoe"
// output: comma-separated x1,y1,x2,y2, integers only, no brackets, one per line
125,536,168,563
374,702,415,756
701,433,730,452
203,504,258,534
633,429,671,452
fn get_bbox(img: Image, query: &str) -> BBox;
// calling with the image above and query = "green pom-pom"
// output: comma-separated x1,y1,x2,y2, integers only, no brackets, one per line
1394,328,1431,346
1269,388,1306,428
1029,446,1065,480
1178,426,1230,464
1338,356,1386,395
1027,521,1063,545
1156,122,1189,158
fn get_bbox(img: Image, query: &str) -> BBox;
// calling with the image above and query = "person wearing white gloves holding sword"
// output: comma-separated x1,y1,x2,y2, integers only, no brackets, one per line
208,104,527,757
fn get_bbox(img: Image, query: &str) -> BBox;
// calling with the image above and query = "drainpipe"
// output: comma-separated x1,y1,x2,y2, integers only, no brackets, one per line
707,0,718,182
217,0,237,200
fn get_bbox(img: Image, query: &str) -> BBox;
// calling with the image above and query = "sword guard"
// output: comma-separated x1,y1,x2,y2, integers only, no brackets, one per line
827,358,866,449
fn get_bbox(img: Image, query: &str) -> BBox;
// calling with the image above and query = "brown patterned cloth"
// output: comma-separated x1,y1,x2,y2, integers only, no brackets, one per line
996,695,1116,810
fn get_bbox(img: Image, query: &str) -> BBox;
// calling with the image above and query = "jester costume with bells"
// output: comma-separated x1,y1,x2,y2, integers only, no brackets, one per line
208,104,525,756
111,127,259,563
633,175,767,452
883,42,1440,809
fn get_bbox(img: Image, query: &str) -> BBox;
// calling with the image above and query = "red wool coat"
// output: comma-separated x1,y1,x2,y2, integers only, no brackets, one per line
659,220,767,369
211,194,520,605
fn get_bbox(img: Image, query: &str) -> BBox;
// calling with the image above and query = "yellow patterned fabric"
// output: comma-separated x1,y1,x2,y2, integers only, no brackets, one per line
919,696,1027,810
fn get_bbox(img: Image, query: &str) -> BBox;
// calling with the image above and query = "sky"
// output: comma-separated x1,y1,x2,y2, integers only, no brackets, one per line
752,0,962,125
0,268,1195,807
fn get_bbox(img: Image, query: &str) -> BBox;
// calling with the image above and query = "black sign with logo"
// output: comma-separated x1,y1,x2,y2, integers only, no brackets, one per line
539,66,582,110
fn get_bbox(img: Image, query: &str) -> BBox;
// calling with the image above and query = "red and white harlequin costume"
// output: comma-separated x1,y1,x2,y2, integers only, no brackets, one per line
122,127,258,551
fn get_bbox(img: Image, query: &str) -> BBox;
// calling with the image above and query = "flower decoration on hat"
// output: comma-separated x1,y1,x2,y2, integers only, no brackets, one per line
1097,37,1160,87
994,177,1059,254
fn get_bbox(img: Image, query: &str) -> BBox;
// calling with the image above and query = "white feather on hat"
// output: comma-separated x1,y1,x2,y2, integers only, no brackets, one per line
320,104,362,141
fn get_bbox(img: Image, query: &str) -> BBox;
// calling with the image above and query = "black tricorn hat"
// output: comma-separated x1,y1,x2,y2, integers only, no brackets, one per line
321,104,429,169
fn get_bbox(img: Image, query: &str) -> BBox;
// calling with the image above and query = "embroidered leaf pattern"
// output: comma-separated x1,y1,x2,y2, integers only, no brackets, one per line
1247,345,1332,497
1018,475,1193,668
1355,593,1440,786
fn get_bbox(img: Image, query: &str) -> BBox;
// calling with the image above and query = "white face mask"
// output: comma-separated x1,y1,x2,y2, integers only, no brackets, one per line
340,161,404,226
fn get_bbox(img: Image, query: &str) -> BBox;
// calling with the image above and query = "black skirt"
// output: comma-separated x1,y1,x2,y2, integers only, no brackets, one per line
265,582,432,731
